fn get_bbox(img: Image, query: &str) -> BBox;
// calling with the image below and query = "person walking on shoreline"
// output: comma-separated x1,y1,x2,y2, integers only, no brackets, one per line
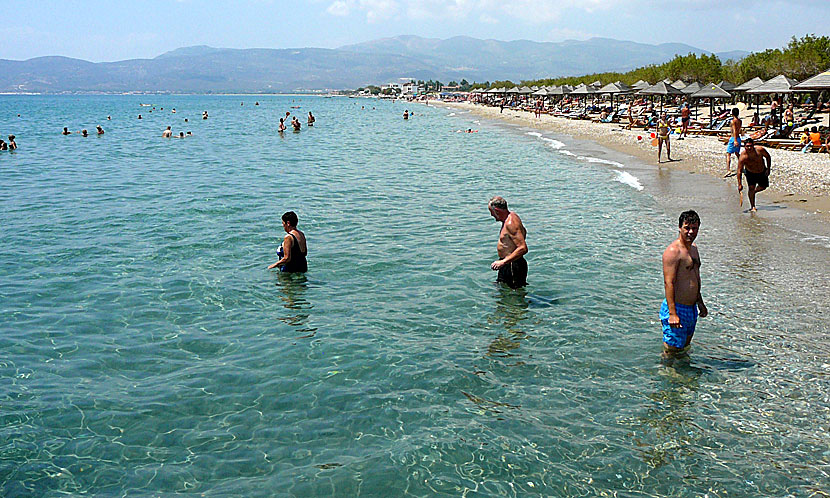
737,137,771,212
660,210,708,358
657,113,672,163
725,108,742,176
488,196,528,289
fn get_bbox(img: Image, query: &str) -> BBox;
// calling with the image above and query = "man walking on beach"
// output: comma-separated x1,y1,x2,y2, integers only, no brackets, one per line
725,108,742,176
679,103,690,140
737,137,771,212
660,210,708,357
488,196,528,289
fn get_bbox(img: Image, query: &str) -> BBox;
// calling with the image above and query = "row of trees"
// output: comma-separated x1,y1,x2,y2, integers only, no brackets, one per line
521,35,830,89
357,35,828,95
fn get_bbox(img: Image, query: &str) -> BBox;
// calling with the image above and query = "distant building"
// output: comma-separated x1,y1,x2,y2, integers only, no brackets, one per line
401,82,425,95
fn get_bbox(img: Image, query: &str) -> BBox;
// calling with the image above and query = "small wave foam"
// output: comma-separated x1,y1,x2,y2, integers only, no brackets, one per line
613,170,644,191
447,112,456,117
578,156,626,168
559,150,576,156
526,131,566,149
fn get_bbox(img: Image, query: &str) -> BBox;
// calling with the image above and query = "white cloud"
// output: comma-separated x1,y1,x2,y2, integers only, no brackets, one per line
327,0,350,16
479,13,499,24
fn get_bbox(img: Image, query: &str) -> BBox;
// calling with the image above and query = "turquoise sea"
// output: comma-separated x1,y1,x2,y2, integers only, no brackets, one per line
1,95,829,496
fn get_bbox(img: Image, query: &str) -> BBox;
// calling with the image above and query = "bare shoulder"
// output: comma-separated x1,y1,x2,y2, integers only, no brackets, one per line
662,240,681,261
505,211,523,229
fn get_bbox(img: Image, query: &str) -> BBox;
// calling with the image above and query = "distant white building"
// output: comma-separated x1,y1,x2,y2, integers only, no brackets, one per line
401,82,425,95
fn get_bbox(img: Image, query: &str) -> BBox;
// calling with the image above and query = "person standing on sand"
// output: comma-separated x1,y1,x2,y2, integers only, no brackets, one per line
488,196,528,289
657,113,672,163
268,211,308,273
725,108,742,176
661,210,708,358
737,137,771,212
679,103,690,140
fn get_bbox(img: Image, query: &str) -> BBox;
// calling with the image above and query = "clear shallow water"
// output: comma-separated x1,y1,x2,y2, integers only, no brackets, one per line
1,95,829,496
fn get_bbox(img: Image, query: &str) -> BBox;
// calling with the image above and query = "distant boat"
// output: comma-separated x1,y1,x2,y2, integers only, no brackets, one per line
139,104,151,107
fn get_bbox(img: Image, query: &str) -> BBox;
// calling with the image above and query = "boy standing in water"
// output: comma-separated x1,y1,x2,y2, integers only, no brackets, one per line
660,210,708,357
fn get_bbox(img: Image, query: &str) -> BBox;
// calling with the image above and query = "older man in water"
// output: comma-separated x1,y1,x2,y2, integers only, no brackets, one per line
660,210,708,357
488,196,528,288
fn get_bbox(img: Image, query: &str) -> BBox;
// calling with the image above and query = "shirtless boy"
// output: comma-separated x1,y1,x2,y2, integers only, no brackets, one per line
488,196,529,288
737,137,772,212
725,108,742,176
660,210,708,357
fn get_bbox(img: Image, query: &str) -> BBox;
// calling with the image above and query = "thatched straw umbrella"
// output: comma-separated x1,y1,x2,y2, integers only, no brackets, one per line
598,82,632,111
672,79,687,89
639,81,685,113
691,83,732,125
733,77,765,92
746,74,800,95
718,80,737,92
747,75,801,117
794,68,830,125
631,80,651,91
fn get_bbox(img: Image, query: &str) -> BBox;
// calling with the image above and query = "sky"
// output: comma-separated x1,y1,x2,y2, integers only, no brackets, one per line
2,0,828,62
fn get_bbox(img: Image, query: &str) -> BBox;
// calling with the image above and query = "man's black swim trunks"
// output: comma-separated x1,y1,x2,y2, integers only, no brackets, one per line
743,170,769,189
497,258,528,288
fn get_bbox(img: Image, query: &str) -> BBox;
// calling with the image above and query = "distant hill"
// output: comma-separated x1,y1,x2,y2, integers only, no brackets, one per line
0,36,749,93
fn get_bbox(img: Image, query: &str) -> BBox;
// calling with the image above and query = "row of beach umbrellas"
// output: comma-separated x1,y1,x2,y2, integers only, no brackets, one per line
477,70,829,98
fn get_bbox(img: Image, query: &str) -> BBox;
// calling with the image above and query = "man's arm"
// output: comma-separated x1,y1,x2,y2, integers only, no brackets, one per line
268,236,292,269
761,147,772,174
662,246,681,327
694,249,708,317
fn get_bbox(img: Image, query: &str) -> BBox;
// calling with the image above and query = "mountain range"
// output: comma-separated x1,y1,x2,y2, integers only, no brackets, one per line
0,36,748,93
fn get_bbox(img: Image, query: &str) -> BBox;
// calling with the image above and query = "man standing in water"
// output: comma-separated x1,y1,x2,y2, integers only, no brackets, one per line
737,137,771,212
488,196,528,288
660,210,708,357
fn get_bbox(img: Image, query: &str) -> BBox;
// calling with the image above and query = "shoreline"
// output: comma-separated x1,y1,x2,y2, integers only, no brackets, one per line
428,100,830,222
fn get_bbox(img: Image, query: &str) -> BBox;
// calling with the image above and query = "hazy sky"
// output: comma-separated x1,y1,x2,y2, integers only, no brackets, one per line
2,0,828,62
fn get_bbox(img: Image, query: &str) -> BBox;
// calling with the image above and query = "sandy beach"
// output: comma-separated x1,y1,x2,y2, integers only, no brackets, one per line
430,100,830,220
